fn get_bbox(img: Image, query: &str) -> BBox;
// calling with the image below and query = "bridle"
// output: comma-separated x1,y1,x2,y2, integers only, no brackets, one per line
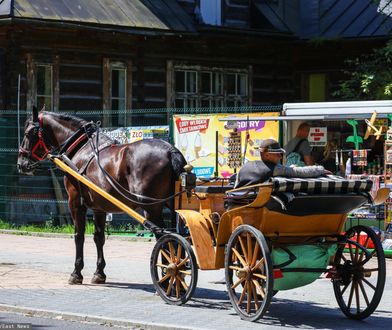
19,113,96,169
19,113,51,168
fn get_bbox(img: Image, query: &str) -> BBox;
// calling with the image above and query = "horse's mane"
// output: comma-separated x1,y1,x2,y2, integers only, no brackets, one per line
44,111,87,126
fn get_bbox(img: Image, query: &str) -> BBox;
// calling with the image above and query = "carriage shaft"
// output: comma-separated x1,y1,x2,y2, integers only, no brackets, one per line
50,155,147,225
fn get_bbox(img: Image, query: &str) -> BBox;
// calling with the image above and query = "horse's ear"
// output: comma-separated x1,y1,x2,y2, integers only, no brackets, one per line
32,106,39,122
41,104,46,112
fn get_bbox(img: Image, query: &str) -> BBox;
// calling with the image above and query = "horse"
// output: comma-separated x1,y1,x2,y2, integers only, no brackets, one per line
17,107,186,285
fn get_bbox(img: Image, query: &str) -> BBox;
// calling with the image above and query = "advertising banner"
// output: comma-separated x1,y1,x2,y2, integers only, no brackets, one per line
102,126,169,144
173,113,279,178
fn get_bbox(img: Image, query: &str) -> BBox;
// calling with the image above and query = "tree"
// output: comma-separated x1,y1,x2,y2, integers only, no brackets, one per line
334,39,392,100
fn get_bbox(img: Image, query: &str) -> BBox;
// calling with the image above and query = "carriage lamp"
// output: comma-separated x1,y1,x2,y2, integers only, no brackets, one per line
180,164,196,201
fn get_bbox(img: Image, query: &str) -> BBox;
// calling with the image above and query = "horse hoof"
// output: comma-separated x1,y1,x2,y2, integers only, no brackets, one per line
68,275,83,285
91,274,106,284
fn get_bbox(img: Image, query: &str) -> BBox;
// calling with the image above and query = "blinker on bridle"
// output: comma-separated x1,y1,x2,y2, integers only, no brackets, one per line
19,113,50,162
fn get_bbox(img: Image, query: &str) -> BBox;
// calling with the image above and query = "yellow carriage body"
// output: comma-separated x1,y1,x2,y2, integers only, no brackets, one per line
176,183,364,270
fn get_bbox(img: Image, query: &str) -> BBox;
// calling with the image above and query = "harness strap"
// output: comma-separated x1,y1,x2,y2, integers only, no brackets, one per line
57,122,96,158
30,113,50,161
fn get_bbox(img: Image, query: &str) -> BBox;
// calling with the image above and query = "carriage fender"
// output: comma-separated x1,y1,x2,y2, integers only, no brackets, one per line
176,210,216,270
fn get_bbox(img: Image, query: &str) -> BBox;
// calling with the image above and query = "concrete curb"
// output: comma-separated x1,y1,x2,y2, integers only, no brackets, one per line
0,229,154,242
0,304,200,330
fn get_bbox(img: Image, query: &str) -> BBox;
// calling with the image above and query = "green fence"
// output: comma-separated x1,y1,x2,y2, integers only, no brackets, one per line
0,106,281,227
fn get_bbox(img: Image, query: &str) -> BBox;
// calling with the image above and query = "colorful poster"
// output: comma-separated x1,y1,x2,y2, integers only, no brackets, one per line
102,126,169,144
173,113,279,178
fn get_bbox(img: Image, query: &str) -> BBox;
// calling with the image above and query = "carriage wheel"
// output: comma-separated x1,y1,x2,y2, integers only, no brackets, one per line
150,233,198,305
333,225,386,320
225,225,273,322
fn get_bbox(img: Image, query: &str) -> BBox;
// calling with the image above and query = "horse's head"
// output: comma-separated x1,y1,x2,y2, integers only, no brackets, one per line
17,106,51,175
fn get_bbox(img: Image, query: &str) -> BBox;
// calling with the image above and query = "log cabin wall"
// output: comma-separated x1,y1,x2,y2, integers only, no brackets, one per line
0,23,295,112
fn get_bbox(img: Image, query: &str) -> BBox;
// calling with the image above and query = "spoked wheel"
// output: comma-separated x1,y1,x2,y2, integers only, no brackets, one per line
150,233,198,305
225,225,273,322
333,225,386,320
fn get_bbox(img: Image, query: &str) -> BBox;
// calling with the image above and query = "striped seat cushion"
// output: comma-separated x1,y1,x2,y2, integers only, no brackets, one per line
270,175,373,194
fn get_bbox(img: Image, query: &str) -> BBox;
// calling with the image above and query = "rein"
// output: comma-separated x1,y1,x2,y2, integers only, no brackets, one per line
88,128,189,206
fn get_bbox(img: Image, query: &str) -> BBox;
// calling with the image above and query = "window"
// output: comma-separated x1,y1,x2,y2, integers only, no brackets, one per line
111,64,127,127
102,59,132,127
36,64,53,111
172,65,249,109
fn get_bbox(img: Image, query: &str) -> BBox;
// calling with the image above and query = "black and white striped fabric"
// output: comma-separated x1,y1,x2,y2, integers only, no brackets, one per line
270,175,372,194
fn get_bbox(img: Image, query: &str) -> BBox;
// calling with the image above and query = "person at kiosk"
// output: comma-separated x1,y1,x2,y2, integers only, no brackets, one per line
235,138,330,188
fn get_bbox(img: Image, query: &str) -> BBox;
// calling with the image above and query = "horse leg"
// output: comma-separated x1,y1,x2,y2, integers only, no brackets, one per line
69,203,87,285
91,211,107,284
144,205,165,240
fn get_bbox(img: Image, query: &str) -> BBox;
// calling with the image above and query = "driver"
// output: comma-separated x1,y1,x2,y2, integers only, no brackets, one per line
235,138,331,188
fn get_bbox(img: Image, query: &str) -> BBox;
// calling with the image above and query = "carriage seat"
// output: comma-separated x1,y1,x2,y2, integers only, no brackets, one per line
225,175,372,215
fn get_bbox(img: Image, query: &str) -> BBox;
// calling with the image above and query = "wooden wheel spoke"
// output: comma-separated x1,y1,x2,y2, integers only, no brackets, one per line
238,236,248,263
358,237,370,262
251,280,260,311
160,249,172,263
253,272,267,280
232,247,247,267
238,281,247,306
363,268,378,273
179,270,191,276
354,232,360,262
251,242,260,267
358,279,370,307
229,265,244,272
168,241,175,260
247,280,251,314
247,233,253,266
252,257,265,271
231,276,246,290
177,275,189,291
348,243,355,262
362,277,376,291
166,276,175,295
252,279,265,299
354,281,360,314
177,255,189,268
177,244,182,262
158,273,171,284
341,282,351,295
347,282,355,309
156,263,168,269
175,278,180,299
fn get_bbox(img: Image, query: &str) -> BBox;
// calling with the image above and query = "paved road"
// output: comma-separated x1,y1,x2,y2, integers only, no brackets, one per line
0,310,130,329
0,233,391,329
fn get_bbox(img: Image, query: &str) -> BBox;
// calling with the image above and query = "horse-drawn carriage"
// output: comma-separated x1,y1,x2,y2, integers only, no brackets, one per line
17,109,388,322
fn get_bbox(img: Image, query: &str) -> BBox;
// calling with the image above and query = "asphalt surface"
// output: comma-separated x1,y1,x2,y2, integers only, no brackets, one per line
0,233,391,329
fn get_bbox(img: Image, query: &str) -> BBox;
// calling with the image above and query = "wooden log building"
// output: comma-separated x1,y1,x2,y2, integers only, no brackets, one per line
0,0,390,124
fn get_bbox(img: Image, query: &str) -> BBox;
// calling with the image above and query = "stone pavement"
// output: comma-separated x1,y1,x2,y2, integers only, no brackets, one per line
0,233,391,329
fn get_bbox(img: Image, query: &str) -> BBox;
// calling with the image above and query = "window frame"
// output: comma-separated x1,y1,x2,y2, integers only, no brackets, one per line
35,64,53,111
26,53,59,112
169,63,250,109
102,58,132,127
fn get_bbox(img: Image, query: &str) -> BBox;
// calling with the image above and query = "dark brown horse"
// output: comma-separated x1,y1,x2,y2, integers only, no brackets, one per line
17,107,186,285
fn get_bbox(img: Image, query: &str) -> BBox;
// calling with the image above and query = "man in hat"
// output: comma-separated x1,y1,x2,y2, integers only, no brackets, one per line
234,138,330,188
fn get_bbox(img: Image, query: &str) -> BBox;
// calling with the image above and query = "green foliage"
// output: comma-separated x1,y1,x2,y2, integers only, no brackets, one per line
0,219,95,234
333,39,392,100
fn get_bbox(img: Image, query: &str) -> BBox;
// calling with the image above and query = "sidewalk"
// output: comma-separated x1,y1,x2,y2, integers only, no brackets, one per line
0,233,391,329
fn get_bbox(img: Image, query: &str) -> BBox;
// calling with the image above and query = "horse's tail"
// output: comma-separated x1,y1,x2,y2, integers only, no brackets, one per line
169,146,187,179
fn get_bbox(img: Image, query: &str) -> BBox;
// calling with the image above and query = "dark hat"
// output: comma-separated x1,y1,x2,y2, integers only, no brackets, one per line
258,138,285,154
